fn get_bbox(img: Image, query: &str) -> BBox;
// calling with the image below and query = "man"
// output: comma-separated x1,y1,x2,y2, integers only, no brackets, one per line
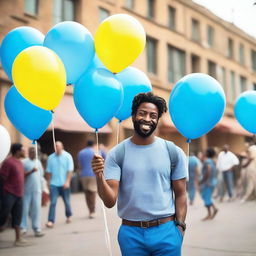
92,92,188,256
20,147,44,237
0,143,29,246
45,141,74,228
217,144,239,201
78,140,106,219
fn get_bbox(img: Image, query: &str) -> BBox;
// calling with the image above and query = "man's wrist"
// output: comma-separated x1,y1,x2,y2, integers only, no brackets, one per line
174,220,186,231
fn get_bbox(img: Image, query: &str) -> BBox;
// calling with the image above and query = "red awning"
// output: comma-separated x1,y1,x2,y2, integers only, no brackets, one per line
52,94,112,133
214,116,251,136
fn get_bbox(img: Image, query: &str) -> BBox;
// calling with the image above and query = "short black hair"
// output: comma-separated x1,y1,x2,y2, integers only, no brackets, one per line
206,148,216,158
131,92,167,118
87,140,94,147
11,143,23,155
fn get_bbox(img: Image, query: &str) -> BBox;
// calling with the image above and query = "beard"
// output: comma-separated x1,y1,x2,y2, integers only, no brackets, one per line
133,119,157,138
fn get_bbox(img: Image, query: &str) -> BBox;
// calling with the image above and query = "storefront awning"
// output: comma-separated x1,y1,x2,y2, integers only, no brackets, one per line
214,116,251,136
52,94,112,133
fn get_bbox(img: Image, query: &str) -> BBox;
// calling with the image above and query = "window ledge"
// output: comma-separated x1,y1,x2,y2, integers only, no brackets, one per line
24,13,38,20
10,15,29,24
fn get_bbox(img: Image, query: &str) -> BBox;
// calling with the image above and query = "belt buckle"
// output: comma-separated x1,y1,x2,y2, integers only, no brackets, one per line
140,221,149,228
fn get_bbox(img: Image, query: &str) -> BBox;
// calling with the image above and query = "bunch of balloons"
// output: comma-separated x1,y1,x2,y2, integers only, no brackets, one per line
0,14,153,140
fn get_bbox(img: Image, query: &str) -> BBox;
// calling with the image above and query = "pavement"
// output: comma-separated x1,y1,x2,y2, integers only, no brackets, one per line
0,192,256,256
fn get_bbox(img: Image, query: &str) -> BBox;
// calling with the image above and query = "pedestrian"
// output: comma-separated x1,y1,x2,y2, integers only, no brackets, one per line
45,141,74,228
199,148,218,220
20,147,44,237
0,143,29,246
187,152,200,205
78,140,106,219
92,92,188,256
217,144,239,201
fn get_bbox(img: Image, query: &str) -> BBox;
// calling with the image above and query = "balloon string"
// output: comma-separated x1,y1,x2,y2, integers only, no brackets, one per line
34,140,39,169
51,113,57,153
186,138,191,157
116,120,121,145
101,201,113,256
95,128,113,256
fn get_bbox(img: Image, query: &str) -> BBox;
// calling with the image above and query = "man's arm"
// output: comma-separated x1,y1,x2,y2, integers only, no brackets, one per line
172,178,187,235
63,171,73,189
92,154,119,208
24,167,37,177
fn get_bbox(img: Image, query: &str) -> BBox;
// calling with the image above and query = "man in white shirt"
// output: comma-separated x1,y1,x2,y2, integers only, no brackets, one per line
217,145,239,201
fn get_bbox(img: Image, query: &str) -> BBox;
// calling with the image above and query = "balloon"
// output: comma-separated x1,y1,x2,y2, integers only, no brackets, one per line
88,54,106,70
115,67,152,121
169,73,226,140
0,26,44,80
74,68,123,129
95,14,146,73
234,91,256,134
44,21,95,84
12,46,66,110
0,125,11,163
4,86,52,141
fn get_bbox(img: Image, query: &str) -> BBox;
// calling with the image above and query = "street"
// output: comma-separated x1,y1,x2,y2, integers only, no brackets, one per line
0,193,256,256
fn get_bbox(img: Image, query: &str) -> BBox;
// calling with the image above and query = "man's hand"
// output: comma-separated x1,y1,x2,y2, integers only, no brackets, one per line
32,168,38,172
177,225,185,237
91,154,105,177
63,182,70,189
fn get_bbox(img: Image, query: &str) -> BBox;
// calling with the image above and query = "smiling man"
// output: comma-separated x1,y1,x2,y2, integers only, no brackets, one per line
92,92,188,256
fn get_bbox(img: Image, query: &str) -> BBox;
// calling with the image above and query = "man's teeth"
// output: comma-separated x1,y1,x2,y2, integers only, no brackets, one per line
141,124,150,130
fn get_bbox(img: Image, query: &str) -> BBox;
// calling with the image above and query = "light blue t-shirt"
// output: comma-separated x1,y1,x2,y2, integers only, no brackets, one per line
46,150,74,187
188,156,200,185
104,137,188,221
23,158,44,193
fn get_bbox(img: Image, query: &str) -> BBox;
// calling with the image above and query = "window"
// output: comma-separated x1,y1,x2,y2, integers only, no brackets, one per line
168,6,176,30
191,54,200,73
53,0,75,24
239,76,247,93
230,71,236,101
227,38,234,59
208,60,217,79
251,50,256,71
147,0,155,19
24,0,38,15
99,7,110,22
207,25,214,47
239,43,245,65
191,19,200,42
146,37,157,74
125,0,134,9
168,45,186,83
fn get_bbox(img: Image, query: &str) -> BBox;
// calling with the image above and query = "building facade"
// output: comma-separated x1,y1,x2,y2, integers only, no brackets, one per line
0,0,255,160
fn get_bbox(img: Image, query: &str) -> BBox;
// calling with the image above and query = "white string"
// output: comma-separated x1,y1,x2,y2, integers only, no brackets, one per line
95,129,113,256
34,140,38,169
51,114,57,153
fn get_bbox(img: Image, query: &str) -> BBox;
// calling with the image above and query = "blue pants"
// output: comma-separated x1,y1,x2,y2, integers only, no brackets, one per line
187,182,196,202
118,221,183,256
222,170,234,198
201,185,214,206
20,191,42,232
48,186,72,223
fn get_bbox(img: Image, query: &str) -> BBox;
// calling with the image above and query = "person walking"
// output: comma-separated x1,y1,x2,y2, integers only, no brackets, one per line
187,153,200,205
78,140,106,219
217,144,239,201
92,92,188,256
20,147,44,237
45,141,74,228
0,143,29,246
199,148,218,220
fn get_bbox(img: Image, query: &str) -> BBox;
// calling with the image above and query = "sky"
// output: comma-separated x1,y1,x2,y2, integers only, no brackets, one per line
193,0,256,38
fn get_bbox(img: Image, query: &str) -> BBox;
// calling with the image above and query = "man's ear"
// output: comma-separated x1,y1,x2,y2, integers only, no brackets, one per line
132,114,135,122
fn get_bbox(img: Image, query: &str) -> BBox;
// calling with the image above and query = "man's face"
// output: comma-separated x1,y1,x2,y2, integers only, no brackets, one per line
18,147,26,158
28,148,36,159
56,142,63,155
132,102,159,138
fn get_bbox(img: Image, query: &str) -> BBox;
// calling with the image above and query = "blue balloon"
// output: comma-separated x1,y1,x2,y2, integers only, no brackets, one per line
115,67,152,121
44,21,95,85
74,68,123,129
88,54,106,70
4,86,52,141
169,73,226,140
234,91,256,134
0,26,44,80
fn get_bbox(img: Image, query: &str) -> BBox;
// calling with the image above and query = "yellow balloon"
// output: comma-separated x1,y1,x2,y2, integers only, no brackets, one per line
95,14,146,73
12,46,66,110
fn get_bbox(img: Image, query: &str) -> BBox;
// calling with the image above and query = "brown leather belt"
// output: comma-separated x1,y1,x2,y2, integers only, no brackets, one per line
122,216,175,228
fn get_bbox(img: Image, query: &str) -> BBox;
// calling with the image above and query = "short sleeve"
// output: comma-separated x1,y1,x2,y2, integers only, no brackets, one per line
171,146,188,180
67,153,74,172
46,156,52,174
104,149,121,181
